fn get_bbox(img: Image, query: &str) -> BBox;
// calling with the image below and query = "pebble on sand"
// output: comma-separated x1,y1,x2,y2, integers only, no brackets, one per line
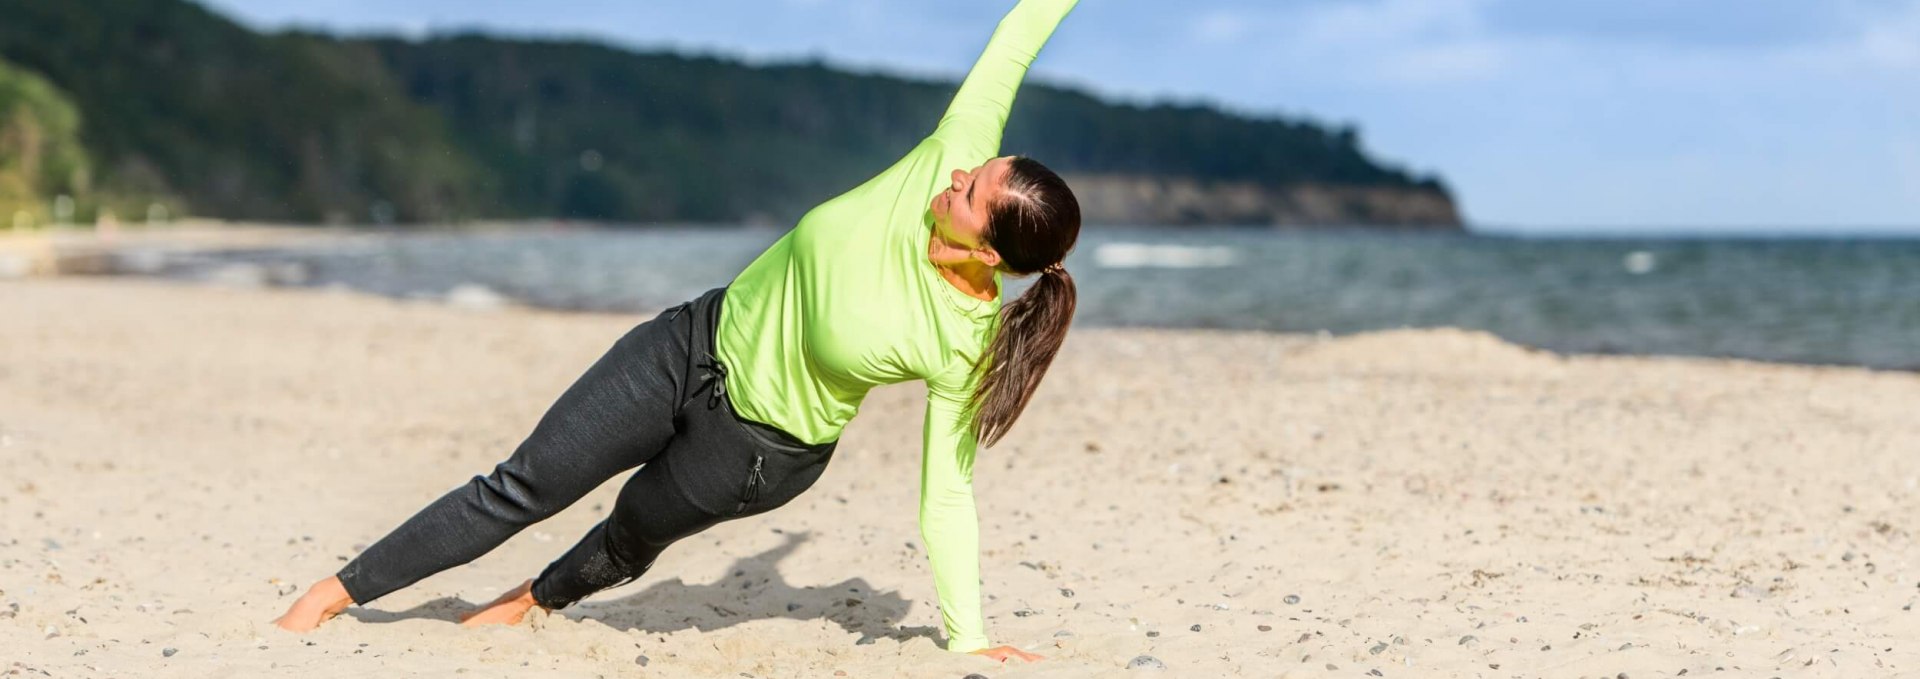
1284,595,1301,605
162,648,178,657
963,674,989,679
1126,655,1166,670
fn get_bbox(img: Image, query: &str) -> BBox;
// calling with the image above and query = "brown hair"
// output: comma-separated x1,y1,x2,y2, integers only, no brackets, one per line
968,156,1081,447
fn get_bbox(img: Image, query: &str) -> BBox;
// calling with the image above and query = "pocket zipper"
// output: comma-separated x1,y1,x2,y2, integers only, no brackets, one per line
738,454,766,511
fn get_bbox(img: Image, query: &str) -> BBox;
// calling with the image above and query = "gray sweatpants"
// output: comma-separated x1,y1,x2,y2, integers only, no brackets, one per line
335,286,837,610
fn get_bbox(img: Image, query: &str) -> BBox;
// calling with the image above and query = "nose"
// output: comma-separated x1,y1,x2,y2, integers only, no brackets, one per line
950,169,966,190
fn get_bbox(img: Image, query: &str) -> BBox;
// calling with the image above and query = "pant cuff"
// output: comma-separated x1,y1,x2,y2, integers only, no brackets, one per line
335,563,375,606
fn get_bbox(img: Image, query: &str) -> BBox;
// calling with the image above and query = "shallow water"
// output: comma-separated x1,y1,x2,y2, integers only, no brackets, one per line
135,226,1920,370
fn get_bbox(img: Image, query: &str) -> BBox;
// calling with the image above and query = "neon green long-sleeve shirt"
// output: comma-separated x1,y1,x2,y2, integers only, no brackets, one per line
713,0,1078,654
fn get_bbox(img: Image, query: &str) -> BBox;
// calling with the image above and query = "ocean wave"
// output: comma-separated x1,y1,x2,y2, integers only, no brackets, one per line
1092,243,1238,269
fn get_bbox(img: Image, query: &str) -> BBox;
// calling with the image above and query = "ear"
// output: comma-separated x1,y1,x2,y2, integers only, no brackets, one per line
971,245,1003,268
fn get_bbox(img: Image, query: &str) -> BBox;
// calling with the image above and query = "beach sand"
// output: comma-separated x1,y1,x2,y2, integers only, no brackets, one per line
2,277,1917,678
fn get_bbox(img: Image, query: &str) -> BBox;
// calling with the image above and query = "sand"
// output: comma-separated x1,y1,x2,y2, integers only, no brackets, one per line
2,277,1917,678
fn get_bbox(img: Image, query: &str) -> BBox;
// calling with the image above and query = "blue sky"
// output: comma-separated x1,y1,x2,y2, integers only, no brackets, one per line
201,0,1920,233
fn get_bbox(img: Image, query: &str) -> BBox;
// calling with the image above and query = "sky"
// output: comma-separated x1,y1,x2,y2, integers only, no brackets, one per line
200,0,1920,233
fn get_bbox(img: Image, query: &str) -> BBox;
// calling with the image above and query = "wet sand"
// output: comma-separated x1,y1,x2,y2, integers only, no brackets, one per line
2,277,1916,678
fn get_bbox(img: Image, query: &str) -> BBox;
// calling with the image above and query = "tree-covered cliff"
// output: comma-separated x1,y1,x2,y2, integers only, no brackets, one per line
0,0,1460,228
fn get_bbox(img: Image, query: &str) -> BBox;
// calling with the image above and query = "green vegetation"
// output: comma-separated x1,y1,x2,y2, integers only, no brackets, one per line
0,0,487,223
0,0,1453,226
0,59,89,226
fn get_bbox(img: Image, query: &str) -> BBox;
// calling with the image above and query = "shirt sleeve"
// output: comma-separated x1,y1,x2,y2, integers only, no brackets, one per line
928,0,1080,161
918,361,990,653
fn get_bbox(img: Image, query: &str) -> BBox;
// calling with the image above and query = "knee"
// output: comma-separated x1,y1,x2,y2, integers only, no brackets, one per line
468,466,566,523
603,516,665,561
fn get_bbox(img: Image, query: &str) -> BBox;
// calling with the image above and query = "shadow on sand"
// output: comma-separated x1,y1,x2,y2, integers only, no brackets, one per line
342,596,470,625
344,530,938,645
568,530,937,644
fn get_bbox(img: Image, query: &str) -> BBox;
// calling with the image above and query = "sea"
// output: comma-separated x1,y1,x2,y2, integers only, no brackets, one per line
128,226,1920,371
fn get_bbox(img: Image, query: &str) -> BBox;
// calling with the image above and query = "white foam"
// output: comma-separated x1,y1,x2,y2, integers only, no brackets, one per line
1623,251,1657,275
204,263,268,288
1093,243,1238,269
446,283,508,311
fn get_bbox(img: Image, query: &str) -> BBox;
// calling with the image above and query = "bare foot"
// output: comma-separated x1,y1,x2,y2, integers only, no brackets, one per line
971,645,1046,663
460,579,545,627
274,576,353,632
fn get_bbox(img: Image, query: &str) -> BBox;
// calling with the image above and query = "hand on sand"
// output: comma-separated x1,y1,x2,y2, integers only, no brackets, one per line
273,576,353,633
970,645,1045,663
460,579,545,627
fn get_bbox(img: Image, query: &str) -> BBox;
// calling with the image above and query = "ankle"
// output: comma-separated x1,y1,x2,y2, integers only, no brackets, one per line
515,580,543,607
309,576,354,609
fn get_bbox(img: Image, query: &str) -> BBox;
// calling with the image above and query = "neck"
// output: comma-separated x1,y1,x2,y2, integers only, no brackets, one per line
935,260,999,301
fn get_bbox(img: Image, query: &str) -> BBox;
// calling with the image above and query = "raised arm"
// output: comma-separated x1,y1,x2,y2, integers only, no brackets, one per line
930,0,1080,160
918,365,990,653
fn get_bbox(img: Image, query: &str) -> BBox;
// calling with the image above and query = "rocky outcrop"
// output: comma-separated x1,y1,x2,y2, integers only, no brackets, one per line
1061,174,1463,228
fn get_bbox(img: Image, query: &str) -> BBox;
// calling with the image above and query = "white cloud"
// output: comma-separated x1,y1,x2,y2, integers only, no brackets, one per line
1856,3,1920,68
1199,0,1509,85
1287,0,1490,48
1190,9,1251,45
1373,40,1508,84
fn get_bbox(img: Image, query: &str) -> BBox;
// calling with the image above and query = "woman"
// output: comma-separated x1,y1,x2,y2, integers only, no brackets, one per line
274,0,1080,663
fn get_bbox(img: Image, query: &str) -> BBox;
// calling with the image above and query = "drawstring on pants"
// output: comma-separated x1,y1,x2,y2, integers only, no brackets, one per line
694,350,764,508
694,351,729,411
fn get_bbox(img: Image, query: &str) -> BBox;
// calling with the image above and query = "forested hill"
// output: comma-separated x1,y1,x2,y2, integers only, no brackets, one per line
0,0,1462,228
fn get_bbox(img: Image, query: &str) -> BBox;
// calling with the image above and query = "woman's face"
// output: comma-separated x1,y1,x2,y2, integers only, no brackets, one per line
928,156,1013,267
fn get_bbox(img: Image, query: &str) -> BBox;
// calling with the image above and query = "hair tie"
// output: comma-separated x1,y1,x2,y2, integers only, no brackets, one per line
1043,262,1066,275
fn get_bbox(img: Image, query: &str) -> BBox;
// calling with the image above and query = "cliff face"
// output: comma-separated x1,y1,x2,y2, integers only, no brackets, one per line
1062,174,1463,228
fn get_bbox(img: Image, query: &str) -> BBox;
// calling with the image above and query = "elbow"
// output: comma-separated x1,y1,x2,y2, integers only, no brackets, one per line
923,485,977,512
918,491,979,531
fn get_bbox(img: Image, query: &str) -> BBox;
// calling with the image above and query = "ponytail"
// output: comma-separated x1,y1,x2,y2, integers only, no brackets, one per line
969,267,1075,447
